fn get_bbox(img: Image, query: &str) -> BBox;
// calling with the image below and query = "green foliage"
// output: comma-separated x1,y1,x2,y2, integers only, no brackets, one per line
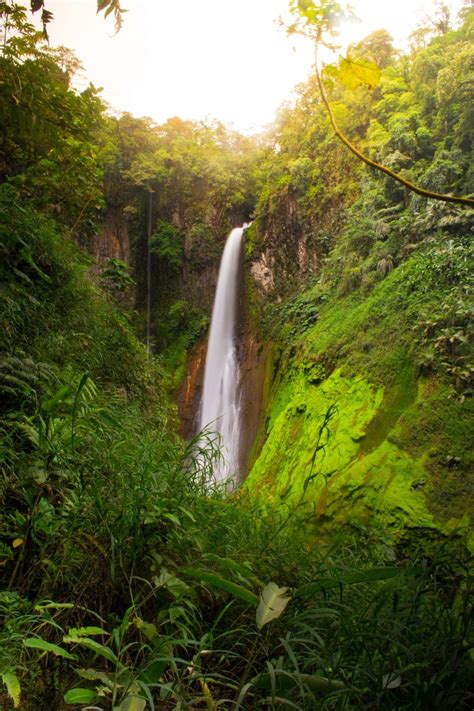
409,238,473,396
287,0,354,47
101,257,135,293
150,221,183,270
2,411,471,709
1,670,21,708
251,5,474,298
326,55,381,90
0,185,160,400
0,4,472,709
0,9,106,236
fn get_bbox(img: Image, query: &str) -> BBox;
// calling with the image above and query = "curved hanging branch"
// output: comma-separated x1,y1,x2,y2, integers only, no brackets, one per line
314,46,474,207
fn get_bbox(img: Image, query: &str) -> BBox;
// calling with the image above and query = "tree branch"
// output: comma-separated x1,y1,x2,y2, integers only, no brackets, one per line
314,46,474,207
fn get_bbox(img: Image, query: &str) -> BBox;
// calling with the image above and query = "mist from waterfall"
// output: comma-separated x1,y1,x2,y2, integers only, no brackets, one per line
200,226,245,482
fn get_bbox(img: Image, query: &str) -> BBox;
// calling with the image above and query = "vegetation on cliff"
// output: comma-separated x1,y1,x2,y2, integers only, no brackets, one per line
0,1,472,709
246,0,473,545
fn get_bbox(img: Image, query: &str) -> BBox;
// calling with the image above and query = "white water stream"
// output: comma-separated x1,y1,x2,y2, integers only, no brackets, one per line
200,226,246,481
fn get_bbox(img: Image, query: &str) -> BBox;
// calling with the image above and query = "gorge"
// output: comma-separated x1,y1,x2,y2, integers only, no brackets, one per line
0,3,472,708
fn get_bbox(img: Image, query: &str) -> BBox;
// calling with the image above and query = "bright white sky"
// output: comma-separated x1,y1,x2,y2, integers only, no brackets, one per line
39,0,464,134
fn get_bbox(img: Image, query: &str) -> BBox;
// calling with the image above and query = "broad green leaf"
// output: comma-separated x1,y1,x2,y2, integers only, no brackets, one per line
23,637,76,660
204,553,262,585
1,671,21,708
77,668,114,688
63,636,119,664
183,568,259,606
256,582,291,629
135,617,159,641
153,569,190,599
139,659,168,684
67,626,107,637
178,505,196,523
116,694,146,711
326,56,381,90
64,687,97,704
294,567,420,598
163,512,181,526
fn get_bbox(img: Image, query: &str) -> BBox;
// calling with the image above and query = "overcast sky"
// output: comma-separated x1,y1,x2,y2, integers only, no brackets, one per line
38,0,464,133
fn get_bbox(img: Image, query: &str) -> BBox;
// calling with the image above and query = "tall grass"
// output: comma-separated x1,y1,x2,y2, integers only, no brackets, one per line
0,377,471,709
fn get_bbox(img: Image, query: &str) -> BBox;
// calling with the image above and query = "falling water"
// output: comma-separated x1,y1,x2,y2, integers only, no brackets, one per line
146,190,153,354
200,226,245,481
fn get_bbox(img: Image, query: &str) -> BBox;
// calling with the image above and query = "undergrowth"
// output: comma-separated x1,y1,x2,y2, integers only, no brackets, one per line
0,183,472,710
0,395,471,710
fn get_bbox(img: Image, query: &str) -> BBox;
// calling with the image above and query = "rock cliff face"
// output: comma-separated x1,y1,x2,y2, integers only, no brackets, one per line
236,330,269,475
250,250,275,294
177,339,207,439
179,264,220,314
90,207,131,264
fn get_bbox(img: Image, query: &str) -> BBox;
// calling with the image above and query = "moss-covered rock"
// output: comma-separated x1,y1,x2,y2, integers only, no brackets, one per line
246,243,473,550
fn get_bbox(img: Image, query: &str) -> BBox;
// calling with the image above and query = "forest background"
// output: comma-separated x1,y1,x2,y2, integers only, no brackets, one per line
0,0,472,708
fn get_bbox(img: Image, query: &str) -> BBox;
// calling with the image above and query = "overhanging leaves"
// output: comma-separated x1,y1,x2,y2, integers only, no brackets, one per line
326,56,381,90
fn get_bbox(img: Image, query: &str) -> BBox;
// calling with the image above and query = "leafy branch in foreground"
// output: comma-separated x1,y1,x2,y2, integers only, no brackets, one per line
29,0,126,35
287,0,474,207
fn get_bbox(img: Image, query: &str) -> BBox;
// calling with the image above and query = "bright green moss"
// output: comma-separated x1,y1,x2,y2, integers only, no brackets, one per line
247,245,473,547
245,366,472,543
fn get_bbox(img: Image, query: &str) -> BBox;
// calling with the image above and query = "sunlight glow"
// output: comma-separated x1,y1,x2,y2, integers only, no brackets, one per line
40,0,464,133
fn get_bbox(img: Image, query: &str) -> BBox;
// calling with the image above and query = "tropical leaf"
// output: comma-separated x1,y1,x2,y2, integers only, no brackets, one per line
153,569,190,599
256,582,291,629
116,694,146,711
64,687,97,704
77,668,114,688
67,626,107,637
183,568,259,605
63,636,119,664
203,553,263,585
326,56,381,90
383,672,402,689
23,637,76,660
138,659,168,684
134,617,159,641
1,671,21,708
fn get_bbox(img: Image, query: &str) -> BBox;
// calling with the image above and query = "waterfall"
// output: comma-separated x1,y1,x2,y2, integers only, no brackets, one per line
146,190,153,354
200,226,245,482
